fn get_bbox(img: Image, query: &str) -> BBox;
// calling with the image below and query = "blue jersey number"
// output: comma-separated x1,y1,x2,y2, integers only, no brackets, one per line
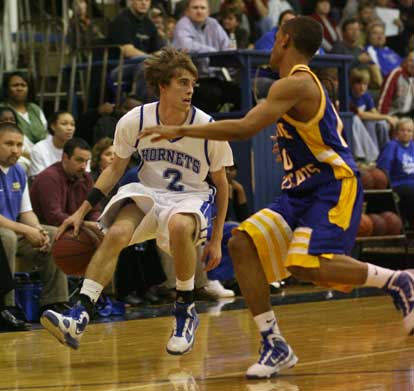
164,168,184,191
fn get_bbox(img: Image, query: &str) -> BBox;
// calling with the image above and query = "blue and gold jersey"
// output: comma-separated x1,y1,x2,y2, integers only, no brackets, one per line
277,64,358,193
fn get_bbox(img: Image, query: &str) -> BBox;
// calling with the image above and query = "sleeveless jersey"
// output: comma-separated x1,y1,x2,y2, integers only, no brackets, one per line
277,64,358,193
113,102,233,193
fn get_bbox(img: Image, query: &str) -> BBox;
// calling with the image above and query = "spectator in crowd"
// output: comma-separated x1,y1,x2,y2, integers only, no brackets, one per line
28,111,76,179
378,51,414,117
225,162,249,222
0,106,31,171
67,0,104,50
172,0,240,113
357,1,378,47
219,0,251,38
350,68,396,150
311,0,341,52
165,16,177,45
255,9,296,50
90,137,115,182
108,0,164,101
30,138,100,228
377,117,414,226
0,123,68,315
252,0,296,35
220,6,250,49
2,72,48,162
365,21,402,78
150,7,168,45
331,17,383,88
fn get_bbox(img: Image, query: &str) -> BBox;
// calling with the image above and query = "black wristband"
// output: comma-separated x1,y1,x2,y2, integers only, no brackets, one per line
86,187,105,206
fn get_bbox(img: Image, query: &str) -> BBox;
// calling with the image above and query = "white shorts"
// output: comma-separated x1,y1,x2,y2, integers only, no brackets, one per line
99,183,214,255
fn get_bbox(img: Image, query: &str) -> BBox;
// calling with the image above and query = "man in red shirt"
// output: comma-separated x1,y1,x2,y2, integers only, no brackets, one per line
30,138,101,229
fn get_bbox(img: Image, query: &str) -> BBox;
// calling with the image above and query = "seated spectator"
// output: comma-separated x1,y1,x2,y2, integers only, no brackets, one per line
365,21,402,78
67,0,104,50
254,9,296,50
165,16,177,45
30,138,101,228
108,0,164,101
252,0,295,35
225,163,249,222
311,0,341,52
0,106,31,172
331,18,383,89
28,111,75,179
2,72,48,148
350,68,396,150
219,0,251,38
376,117,414,227
150,7,168,46
378,51,414,117
357,1,379,47
220,6,250,49
172,0,240,113
0,123,68,316
90,137,115,182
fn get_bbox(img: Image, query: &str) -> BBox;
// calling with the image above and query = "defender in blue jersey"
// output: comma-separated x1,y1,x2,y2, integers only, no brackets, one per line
141,16,414,379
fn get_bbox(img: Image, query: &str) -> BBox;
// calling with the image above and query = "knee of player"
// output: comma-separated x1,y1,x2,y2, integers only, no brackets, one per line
168,214,196,239
287,265,319,282
105,225,133,248
228,230,250,258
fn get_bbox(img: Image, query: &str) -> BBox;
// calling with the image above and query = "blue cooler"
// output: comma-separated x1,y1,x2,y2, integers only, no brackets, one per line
14,272,42,322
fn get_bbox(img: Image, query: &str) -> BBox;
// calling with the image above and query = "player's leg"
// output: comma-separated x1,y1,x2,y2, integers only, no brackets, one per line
166,213,200,355
41,202,145,349
229,207,298,379
288,254,414,335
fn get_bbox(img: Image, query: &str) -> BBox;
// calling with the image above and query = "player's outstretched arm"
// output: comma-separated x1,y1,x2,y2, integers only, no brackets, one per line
139,77,304,142
56,154,130,239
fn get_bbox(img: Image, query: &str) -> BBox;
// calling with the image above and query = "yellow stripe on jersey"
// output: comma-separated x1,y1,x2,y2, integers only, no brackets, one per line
282,65,354,180
236,209,292,282
328,176,357,230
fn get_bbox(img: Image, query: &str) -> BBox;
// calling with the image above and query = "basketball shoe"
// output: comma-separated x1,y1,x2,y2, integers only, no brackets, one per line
246,328,298,379
166,302,199,355
40,302,89,350
384,270,414,335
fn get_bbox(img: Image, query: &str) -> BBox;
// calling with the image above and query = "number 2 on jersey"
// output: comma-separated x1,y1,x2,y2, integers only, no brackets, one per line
163,168,184,191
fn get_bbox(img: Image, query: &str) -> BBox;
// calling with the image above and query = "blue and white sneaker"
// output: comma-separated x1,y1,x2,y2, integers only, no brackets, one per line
40,303,90,350
246,329,298,379
166,302,199,355
384,270,414,335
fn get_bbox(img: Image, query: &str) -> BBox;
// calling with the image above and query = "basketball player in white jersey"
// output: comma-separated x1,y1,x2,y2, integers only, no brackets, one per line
40,47,233,355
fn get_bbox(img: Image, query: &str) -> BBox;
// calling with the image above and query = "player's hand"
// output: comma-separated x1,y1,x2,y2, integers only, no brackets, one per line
201,239,222,272
139,125,183,142
56,210,85,240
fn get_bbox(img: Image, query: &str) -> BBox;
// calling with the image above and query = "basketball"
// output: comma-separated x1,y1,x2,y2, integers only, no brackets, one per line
370,168,388,189
380,211,403,235
52,226,101,276
361,170,375,190
368,213,388,236
357,213,374,237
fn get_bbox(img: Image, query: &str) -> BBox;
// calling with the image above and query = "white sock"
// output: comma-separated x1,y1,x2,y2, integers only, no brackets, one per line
80,279,104,304
364,263,394,288
254,311,280,334
176,276,195,291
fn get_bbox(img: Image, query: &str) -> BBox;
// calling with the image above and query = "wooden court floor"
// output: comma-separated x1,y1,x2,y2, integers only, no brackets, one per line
0,295,413,391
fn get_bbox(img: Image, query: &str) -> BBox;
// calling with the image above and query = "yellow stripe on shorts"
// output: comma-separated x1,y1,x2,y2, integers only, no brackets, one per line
236,209,292,283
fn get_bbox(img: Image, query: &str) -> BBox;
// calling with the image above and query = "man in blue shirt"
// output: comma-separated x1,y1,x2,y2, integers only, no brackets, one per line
0,123,68,321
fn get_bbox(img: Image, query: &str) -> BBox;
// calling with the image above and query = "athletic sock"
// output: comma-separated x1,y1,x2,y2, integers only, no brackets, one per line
254,310,281,335
364,263,394,288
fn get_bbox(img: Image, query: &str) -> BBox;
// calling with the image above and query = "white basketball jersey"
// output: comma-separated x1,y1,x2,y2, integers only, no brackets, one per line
113,102,233,193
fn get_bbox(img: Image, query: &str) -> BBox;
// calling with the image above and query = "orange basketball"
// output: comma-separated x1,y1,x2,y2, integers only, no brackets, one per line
368,213,388,236
361,170,375,190
52,226,101,276
357,213,374,237
380,211,403,235
370,168,388,189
